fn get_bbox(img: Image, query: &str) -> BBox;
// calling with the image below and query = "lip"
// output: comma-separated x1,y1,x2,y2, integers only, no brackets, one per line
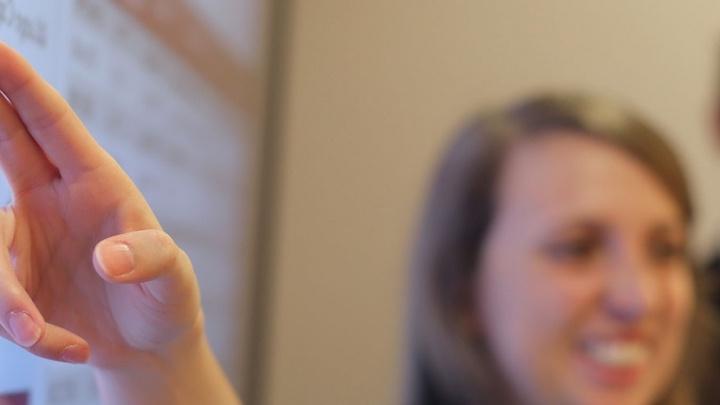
575,337,652,389
576,350,644,389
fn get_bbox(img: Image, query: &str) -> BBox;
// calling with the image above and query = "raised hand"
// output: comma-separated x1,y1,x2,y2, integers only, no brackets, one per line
0,42,201,369
0,41,241,405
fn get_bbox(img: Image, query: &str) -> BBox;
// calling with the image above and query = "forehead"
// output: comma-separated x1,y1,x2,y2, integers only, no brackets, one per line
494,132,684,228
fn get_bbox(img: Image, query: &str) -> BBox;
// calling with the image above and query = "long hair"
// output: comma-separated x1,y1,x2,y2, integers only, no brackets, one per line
406,93,712,404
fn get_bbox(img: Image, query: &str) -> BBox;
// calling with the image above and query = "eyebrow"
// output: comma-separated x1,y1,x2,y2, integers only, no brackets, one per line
647,223,687,240
544,218,686,238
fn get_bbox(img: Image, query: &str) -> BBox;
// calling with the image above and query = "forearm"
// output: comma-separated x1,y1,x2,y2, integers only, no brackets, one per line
92,323,241,405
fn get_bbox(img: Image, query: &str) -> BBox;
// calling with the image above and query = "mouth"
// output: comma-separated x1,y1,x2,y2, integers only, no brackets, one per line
576,339,651,388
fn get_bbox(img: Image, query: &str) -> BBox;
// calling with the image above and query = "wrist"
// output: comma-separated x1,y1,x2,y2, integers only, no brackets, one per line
92,313,239,405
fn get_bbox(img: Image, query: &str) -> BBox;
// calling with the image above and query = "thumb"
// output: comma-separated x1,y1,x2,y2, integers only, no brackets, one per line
92,229,199,307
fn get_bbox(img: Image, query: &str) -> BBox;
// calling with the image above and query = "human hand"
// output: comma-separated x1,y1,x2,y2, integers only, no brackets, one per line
0,43,202,368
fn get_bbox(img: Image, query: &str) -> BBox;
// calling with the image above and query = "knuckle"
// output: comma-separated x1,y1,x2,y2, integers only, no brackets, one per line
148,229,181,268
177,248,193,271
149,229,175,251
0,283,28,308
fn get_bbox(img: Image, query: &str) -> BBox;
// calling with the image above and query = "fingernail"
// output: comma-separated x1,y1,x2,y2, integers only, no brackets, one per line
7,311,42,347
60,344,89,364
99,242,135,277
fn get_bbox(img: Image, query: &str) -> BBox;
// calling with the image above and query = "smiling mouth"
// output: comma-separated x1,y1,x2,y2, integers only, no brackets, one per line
585,341,650,367
577,340,651,387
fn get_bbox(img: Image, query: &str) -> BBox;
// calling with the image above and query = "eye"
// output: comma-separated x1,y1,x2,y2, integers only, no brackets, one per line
545,237,600,262
648,239,687,264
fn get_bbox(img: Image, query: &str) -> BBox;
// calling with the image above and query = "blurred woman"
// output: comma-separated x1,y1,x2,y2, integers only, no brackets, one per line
408,94,716,405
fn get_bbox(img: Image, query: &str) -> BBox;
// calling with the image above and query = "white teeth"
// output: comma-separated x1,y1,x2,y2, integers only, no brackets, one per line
586,342,649,367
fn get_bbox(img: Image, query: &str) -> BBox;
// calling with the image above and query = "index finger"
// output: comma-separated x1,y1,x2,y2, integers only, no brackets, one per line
0,42,112,179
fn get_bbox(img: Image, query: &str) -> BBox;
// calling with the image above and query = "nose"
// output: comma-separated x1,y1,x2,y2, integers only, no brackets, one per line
603,247,659,323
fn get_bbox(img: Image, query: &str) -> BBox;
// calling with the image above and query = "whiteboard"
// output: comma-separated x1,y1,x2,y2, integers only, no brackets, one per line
0,1,259,403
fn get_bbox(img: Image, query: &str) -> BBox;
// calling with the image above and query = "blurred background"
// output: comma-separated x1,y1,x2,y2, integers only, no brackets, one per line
3,1,720,405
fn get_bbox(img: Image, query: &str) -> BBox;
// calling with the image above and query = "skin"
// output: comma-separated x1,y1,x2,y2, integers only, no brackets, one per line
0,43,240,404
477,134,694,405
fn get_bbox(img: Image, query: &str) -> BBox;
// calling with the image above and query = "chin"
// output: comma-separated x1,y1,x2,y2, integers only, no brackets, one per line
551,367,672,405
565,386,655,405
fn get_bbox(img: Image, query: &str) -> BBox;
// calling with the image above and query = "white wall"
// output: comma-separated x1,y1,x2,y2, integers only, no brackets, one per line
265,2,720,404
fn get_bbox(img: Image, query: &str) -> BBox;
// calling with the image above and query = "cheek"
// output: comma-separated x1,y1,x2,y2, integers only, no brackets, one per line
526,267,602,328
660,270,694,357
667,270,694,327
479,256,600,343
476,254,601,392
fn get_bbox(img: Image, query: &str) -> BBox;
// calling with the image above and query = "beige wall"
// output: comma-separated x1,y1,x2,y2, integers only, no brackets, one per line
265,2,720,404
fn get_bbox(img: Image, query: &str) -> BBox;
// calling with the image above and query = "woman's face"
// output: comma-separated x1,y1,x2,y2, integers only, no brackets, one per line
477,133,693,405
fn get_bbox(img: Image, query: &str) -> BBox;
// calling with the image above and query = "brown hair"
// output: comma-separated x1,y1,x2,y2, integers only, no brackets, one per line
406,93,712,404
